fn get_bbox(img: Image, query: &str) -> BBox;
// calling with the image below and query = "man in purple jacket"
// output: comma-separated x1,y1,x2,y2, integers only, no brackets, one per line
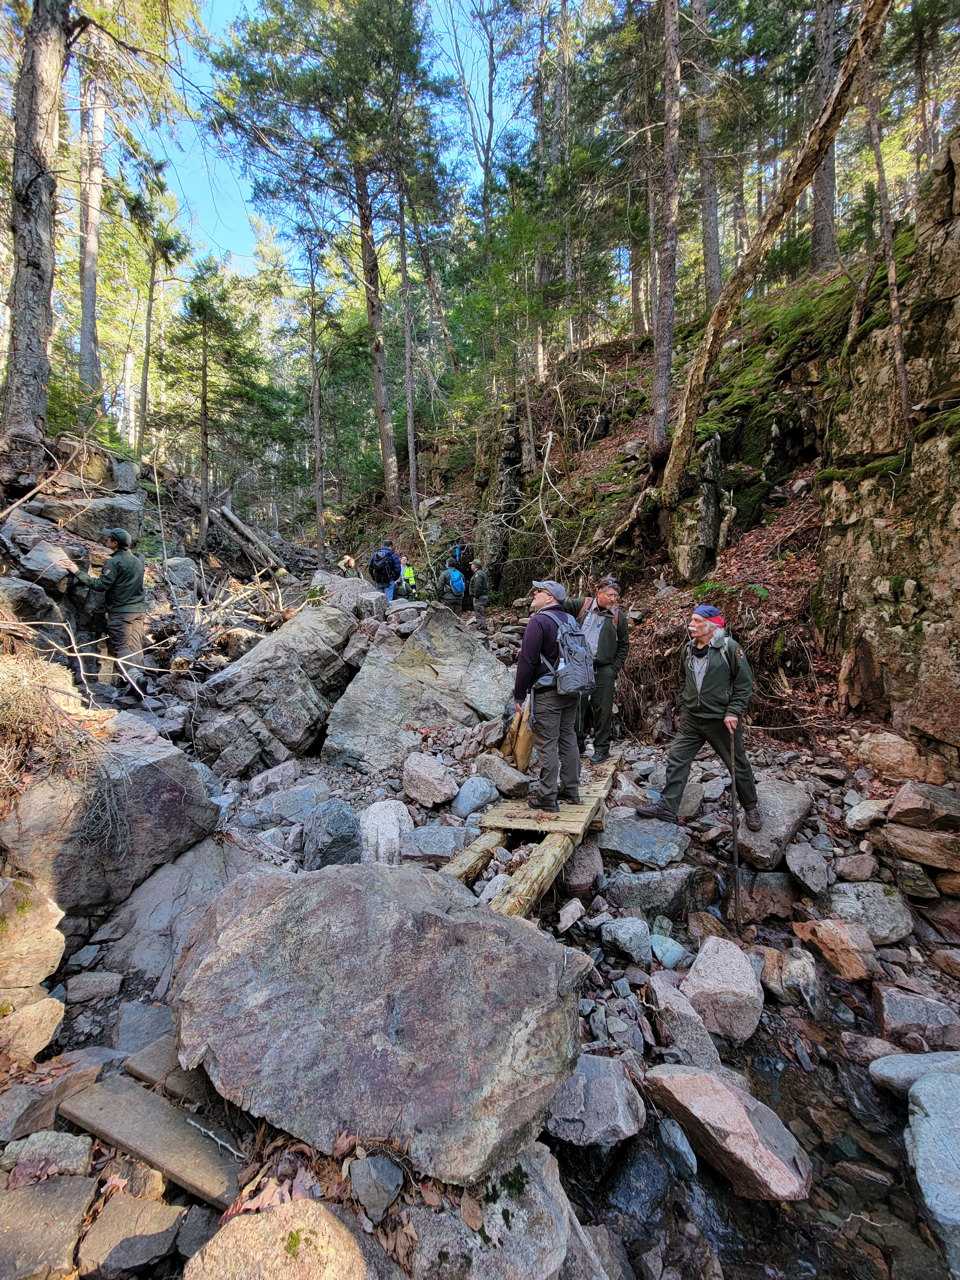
513,580,581,812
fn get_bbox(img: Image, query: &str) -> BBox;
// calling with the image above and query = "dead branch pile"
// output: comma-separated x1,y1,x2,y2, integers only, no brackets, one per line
618,484,841,739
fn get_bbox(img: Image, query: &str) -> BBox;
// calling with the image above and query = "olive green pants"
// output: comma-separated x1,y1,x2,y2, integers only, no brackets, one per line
659,711,758,814
577,663,616,755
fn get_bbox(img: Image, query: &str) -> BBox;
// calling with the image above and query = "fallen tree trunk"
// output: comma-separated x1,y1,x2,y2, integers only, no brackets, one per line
660,0,895,510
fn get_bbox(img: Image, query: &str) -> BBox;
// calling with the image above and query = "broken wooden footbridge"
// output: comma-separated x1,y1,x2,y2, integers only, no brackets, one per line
444,755,620,918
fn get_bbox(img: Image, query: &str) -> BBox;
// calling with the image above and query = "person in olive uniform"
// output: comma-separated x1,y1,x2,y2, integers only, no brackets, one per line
563,577,629,764
469,560,489,630
62,528,147,689
636,604,762,830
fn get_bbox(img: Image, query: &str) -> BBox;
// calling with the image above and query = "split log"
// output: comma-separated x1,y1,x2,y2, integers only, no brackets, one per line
661,0,895,509
445,831,502,886
514,702,534,774
489,833,575,918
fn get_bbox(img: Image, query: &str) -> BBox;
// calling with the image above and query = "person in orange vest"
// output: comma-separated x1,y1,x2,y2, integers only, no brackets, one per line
562,576,629,764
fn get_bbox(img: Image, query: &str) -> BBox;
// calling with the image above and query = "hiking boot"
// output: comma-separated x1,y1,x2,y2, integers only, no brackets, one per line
745,808,763,832
528,795,560,813
591,751,609,765
635,802,678,824
558,791,581,805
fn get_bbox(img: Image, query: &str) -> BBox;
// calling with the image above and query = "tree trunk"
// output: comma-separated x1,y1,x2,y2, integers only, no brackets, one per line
692,0,722,309
864,62,913,431
308,253,325,562
136,255,157,457
630,240,646,338
121,347,133,445
198,318,209,550
407,201,458,373
353,161,400,514
661,0,895,509
647,0,681,460
810,0,838,270
398,186,419,517
78,35,105,407
0,0,69,493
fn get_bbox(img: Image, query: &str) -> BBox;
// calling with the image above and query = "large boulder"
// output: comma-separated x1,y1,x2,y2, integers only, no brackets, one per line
171,865,591,1185
817,881,913,945
196,604,356,775
906,1073,960,1276
309,570,388,621
648,972,721,1071
0,878,64,988
605,866,719,919
90,837,263,1000
27,492,146,541
871,823,960,873
402,753,459,807
680,937,764,1045
645,1064,813,1200
0,717,219,916
737,782,812,871
887,780,960,831
547,1054,645,1147
303,799,362,870
599,814,689,868
0,989,63,1058
323,605,514,772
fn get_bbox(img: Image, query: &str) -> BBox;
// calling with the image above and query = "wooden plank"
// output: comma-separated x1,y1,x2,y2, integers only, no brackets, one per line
125,1035,208,1106
479,797,603,838
445,831,502,886
489,833,575,918
60,1075,241,1210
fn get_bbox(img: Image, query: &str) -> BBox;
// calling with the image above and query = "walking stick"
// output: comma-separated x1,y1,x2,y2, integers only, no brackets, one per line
729,723,742,934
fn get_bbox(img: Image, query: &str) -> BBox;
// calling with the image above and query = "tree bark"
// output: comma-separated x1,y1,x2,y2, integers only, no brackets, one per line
407,200,458,373
661,0,895,509
810,0,838,270
0,0,70,493
692,0,722,309
353,161,400,514
308,251,325,562
198,317,209,550
78,34,105,407
136,255,157,457
398,186,419,517
121,347,134,445
647,0,681,460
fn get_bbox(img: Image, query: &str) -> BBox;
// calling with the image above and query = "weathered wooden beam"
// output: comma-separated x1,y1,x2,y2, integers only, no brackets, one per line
489,832,575,918
445,830,502,886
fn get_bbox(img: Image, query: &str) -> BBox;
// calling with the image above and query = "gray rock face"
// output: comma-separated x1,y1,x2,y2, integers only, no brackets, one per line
171,865,591,1185
474,754,531,798
681,937,764,1045
0,1176,99,1280
0,1130,92,1175
309,570,389,621
66,971,123,1003
658,1117,698,1180
888,780,960,832
400,825,470,868
547,1054,645,1148
785,844,829,895
606,866,719,919
0,718,219,916
906,1073,960,1276
737,781,812,871
599,815,689,868
648,972,721,1071
114,1002,174,1053
303,799,362,870
0,878,64,988
601,918,652,967
869,1051,960,1097
402,753,459,807
323,605,514,772
452,776,500,818
92,837,261,1001
197,605,356,776
29,491,146,541
873,985,960,1050
349,1155,405,1225
818,881,914,945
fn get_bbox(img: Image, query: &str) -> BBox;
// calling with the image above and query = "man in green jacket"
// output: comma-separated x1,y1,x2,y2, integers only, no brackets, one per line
63,528,147,689
637,604,762,830
564,577,629,764
469,560,489,630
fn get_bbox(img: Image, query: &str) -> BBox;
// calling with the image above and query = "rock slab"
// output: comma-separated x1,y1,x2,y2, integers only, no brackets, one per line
869,1051,960,1097
818,881,914,945
645,1065,812,1200
681,936,764,1045
737,781,812,871
0,1176,98,1280
171,865,591,1185
183,1201,372,1279
906,1073,960,1277
547,1053,645,1147
78,1191,184,1279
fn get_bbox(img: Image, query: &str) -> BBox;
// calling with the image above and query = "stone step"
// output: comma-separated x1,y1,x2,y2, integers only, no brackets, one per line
125,1034,208,1105
60,1074,241,1210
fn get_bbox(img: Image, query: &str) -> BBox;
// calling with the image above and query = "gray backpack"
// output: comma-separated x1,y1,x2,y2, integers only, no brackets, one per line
535,614,596,696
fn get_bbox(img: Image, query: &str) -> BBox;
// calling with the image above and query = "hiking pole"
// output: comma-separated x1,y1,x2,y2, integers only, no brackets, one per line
729,723,742,934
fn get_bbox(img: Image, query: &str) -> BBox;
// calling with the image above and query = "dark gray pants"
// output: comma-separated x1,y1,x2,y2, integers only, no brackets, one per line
473,595,489,629
531,686,580,804
106,613,146,687
444,597,463,615
660,711,759,813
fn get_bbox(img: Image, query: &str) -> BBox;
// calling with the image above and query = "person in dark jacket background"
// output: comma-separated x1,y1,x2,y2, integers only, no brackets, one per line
62,527,147,689
469,560,489,630
513,580,580,812
636,604,762,830
564,576,628,764
369,540,401,599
